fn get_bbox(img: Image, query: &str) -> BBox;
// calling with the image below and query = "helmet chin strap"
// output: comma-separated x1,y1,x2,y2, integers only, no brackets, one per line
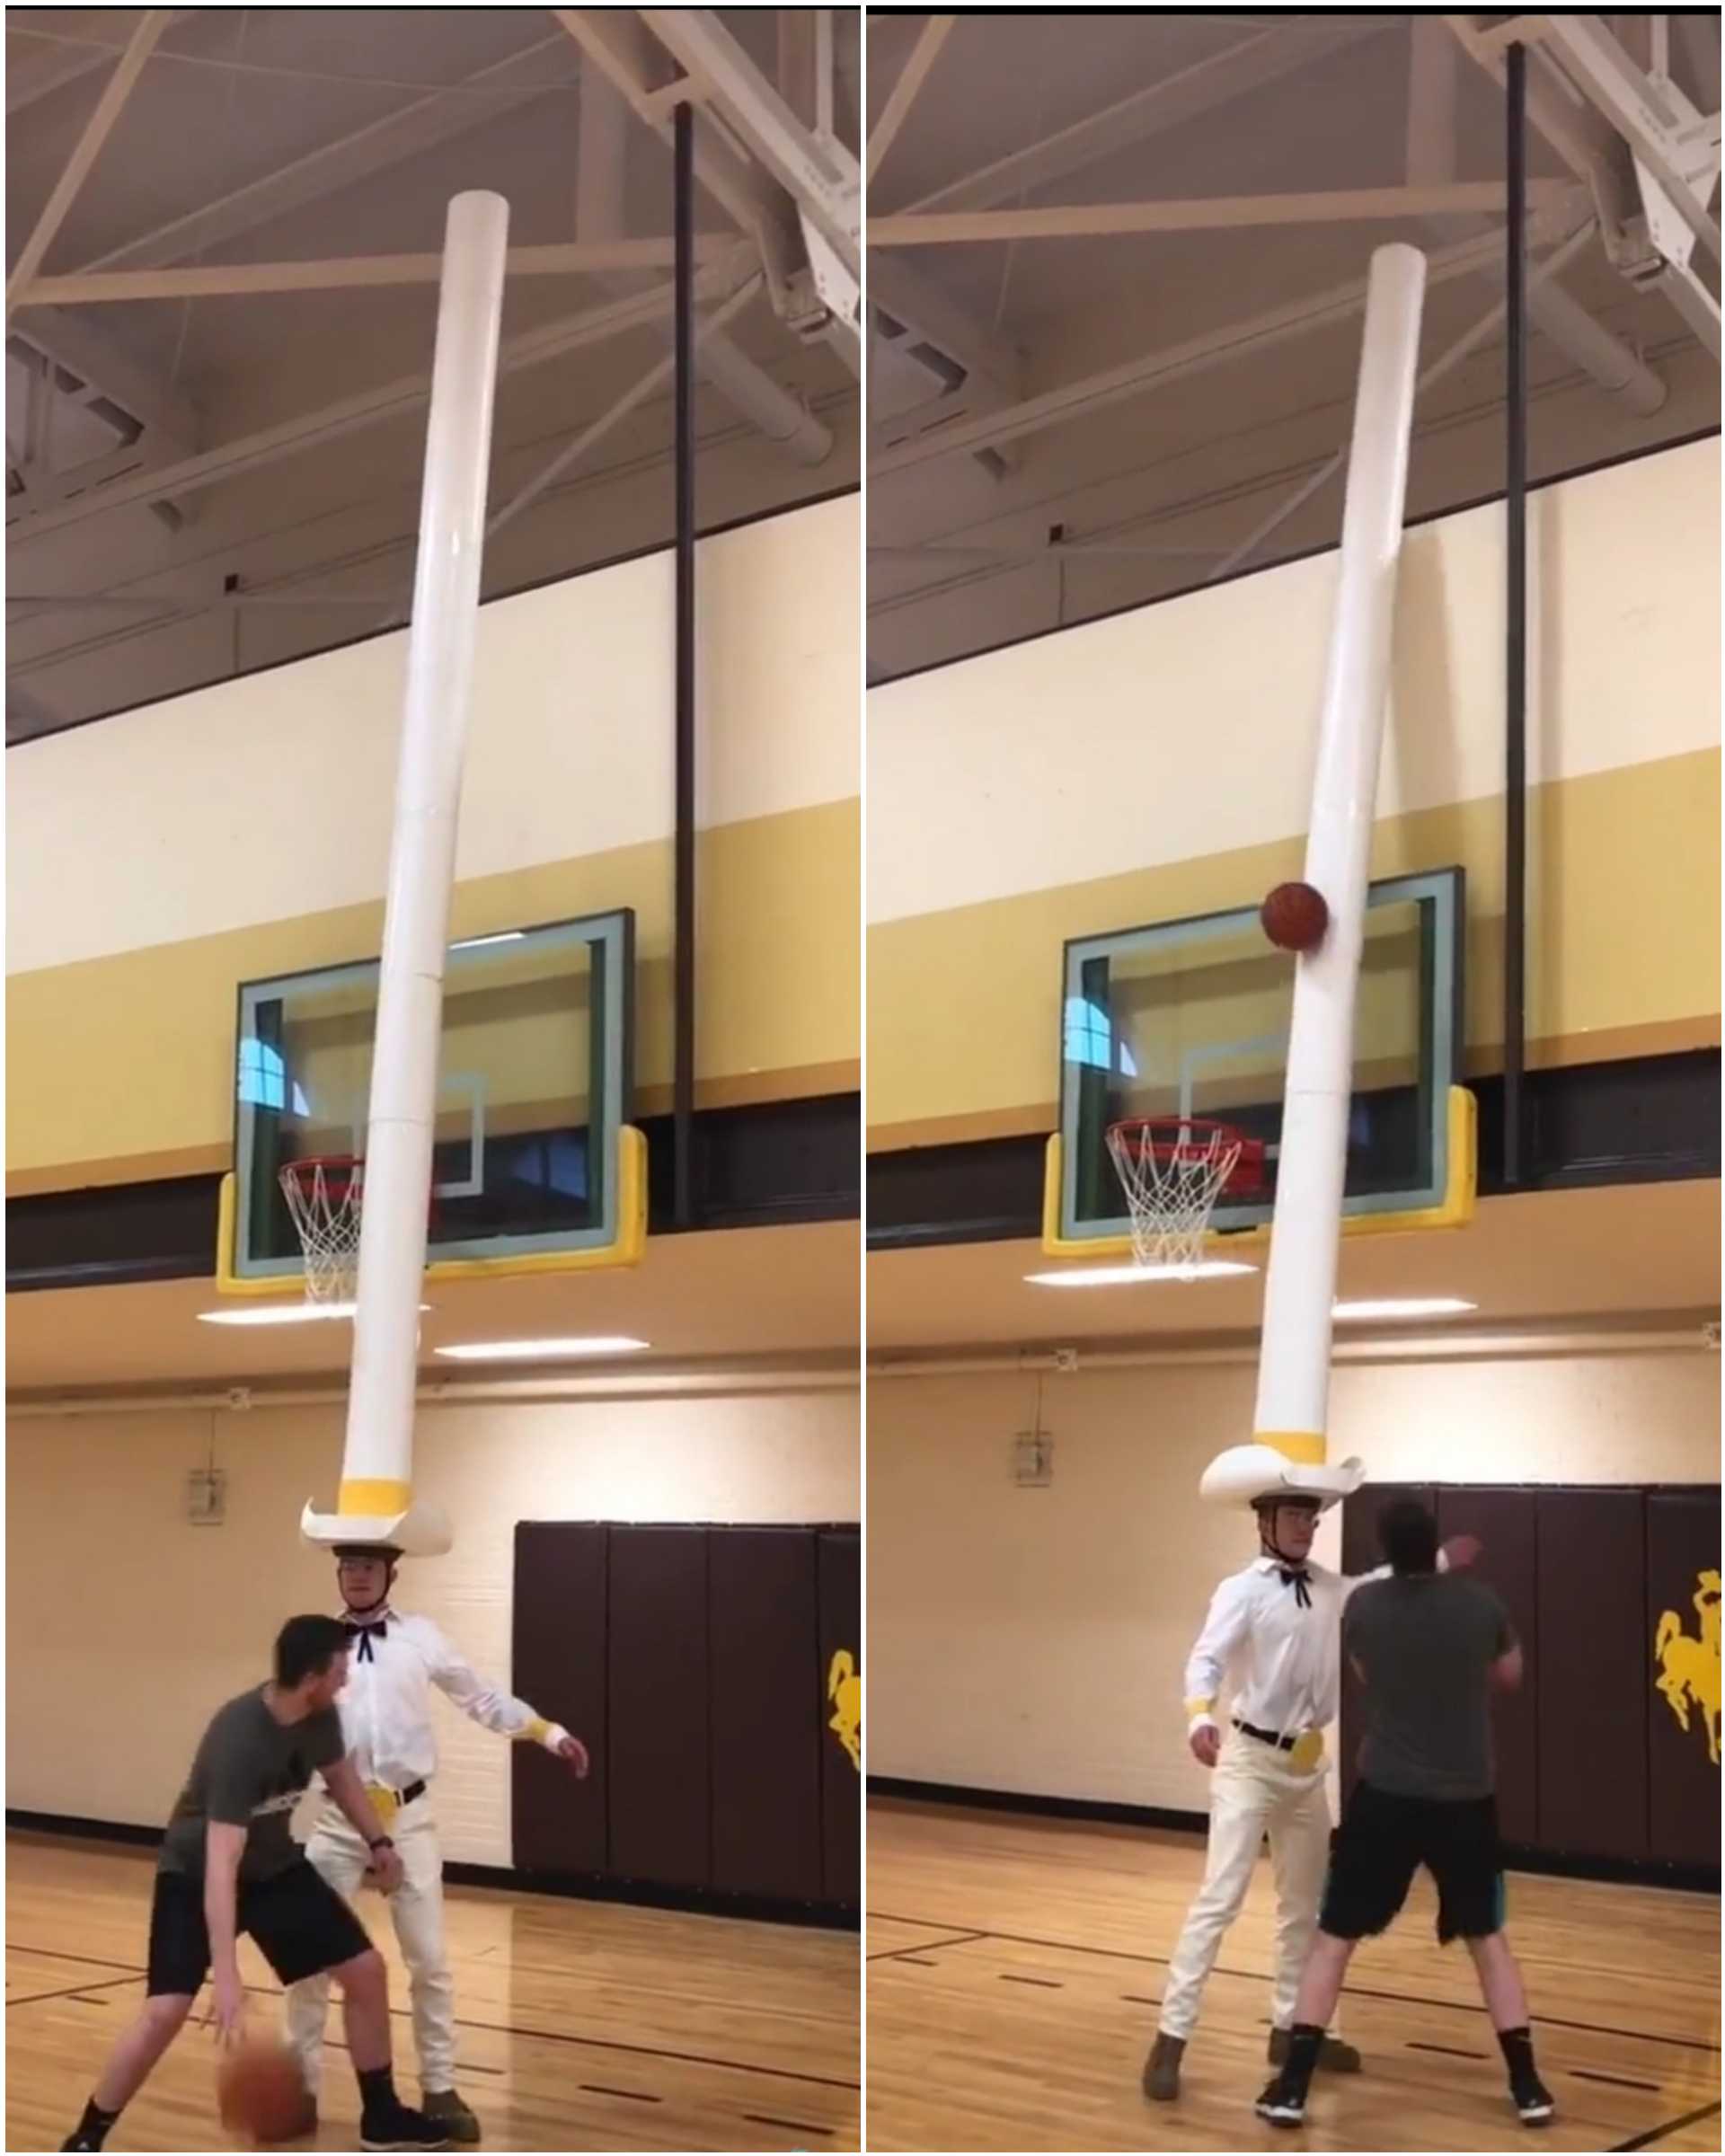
1256,1505,1313,1568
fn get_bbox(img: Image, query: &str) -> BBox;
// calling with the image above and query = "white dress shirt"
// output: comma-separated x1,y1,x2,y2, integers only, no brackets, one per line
334,1607,566,1789
1182,1557,1376,1737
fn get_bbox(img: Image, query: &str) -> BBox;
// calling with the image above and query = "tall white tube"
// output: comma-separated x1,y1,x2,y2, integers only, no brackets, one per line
1251,244,1427,1465
305,192,509,1553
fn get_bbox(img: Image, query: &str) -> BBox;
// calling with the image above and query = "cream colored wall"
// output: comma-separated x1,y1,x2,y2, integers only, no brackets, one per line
8,493,859,976
867,441,1719,923
866,1349,1719,1811
6,1383,859,1867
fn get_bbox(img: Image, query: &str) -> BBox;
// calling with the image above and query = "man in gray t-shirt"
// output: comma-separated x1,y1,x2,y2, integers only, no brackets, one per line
1255,1500,1553,2134
1343,1569,1513,1801
158,1687,346,1885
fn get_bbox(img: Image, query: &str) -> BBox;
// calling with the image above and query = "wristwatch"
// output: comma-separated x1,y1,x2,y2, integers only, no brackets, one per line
367,1834,394,1852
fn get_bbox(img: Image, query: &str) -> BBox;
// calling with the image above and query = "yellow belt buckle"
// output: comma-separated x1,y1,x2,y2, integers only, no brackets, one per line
1288,1731,1325,1773
364,1785,400,1833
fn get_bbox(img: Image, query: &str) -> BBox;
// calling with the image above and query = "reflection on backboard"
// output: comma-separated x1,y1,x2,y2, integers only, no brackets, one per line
1045,868,1473,1257
219,909,641,1290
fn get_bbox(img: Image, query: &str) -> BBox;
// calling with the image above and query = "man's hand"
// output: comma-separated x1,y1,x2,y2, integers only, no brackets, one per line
553,1734,590,1780
1442,1533,1483,1570
364,1844,405,1895
208,1964,246,2045
1189,1724,1221,1769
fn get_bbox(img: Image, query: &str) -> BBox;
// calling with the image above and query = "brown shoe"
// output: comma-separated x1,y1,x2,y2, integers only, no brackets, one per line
1143,2031,1186,2101
1267,2028,1364,2073
421,2090,482,2143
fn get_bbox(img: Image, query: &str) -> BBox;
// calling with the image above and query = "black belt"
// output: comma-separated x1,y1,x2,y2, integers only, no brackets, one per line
1234,1718,1300,1752
378,1780,426,1807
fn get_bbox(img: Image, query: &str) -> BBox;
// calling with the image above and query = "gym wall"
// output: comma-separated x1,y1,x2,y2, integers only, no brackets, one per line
6,493,859,1194
866,1347,1719,1825
867,439,1720,1151
5,1383,859,1871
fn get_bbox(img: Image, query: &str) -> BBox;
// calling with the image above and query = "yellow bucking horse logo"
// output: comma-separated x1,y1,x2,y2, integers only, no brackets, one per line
827,1649,861,1772
1654,1568,1721,1766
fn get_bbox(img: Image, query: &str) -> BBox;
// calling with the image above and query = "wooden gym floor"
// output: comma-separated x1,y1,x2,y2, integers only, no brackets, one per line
867,1798,1721,2153
5,1832,860,2152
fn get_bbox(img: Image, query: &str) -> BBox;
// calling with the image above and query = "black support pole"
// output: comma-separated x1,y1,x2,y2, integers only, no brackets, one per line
673,100,696,1231
1503,41,1528,1190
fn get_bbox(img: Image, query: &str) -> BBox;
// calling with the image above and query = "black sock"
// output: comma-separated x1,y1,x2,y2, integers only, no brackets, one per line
1280,2022,1326,2098
357,2065,398,2116
1498,2025,1538,2081
73,2099,119,2147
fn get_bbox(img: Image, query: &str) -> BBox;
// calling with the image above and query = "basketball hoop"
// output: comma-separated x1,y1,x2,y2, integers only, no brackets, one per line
279,1155,365,1305
1105,1117,1264,1272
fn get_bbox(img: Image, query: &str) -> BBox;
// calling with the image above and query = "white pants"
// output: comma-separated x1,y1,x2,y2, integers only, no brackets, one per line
1158,1727,1334,2042
286,1794,456,2096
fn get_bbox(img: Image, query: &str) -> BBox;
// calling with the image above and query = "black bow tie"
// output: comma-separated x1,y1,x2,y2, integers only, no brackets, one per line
1278,1568,1313,1609
343,1619,385,1662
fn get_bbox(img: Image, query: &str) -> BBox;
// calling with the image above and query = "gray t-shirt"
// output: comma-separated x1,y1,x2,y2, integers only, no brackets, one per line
158,1688,344,1885
1343,1574,1515,1801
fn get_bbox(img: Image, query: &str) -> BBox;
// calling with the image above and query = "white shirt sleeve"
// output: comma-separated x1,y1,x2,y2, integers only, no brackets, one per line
1182,1575,1252,1729
420,1622,564,1750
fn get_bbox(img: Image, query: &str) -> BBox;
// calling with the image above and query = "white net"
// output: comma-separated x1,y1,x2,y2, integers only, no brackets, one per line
279,1158,364,1304
1105,1118,1243,1273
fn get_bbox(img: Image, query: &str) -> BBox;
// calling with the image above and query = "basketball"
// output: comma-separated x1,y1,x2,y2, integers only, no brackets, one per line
1261,880,1330,952
217,2037,308,2148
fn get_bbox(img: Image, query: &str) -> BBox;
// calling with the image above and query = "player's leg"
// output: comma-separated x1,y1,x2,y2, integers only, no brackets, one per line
387,1798,474,2142
1147,1734,1279,2098
1266,1765,1359,2072
61,1876,205,2149
1255,1781,1417,2127
1436,1798,1554,2126
247,1860,451,2151
284,1808,372,2101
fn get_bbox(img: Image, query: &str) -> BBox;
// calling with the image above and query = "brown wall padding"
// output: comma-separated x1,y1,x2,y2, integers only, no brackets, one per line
607,1525,712,1888
1535,1488,1649,1860
816,1530,862,1906
1437,1488,1539,1844
1340,1484,1432,1806
1645,1491,1721,1866
709,1528,824,1900
511,1522,608,1874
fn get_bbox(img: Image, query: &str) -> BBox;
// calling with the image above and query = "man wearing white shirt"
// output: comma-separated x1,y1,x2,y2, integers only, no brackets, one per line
1145,1478,1475,2101
285,1544,590,2144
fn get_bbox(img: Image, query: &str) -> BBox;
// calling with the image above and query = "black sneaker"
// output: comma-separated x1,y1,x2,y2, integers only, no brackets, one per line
360,2104,454,2151
1512,2072,1555,2126
60,2141,100,2152
1254,2074,1307,2128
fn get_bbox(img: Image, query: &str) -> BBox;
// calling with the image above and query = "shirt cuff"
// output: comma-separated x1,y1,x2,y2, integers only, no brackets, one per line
519,1717,566,1751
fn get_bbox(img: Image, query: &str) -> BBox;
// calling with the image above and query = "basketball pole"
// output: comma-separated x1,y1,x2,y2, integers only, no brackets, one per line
302,191,510,1557
1249,244,1427,1469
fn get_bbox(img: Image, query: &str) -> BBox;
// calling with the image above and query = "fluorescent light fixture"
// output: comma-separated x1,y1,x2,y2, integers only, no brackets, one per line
433,1336,650,1361
450,930,526,950
1332,1297,1477,1321
197,1303,430,1326
1025,1261,1257,1286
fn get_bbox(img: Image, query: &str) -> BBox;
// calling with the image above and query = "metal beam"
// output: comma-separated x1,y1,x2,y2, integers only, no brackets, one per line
15,239,728,307
641,9,860,278
12,307,201,450
74,33,576,274
871,181,1576,246
902,19,1392,215
6,246,756,544
4,10,190,114
870,225,1544,477
866,15,954,183
4,11,169,322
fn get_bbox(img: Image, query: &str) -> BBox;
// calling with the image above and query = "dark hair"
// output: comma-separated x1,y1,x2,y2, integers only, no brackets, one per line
1378,1498,1440,1575
275,1614,351,1689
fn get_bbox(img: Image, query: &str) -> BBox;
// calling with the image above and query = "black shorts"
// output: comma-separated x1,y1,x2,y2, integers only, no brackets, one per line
146,1860,373,1996
1320,1781,1506,1944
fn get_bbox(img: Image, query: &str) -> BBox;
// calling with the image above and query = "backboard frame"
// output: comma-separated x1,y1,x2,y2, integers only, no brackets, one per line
217,906,644,1293
1043,866,1473,1259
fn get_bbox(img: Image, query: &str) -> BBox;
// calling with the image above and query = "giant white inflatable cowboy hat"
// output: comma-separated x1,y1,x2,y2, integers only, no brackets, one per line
1199,1441,1364,1512
301,1482,453,1556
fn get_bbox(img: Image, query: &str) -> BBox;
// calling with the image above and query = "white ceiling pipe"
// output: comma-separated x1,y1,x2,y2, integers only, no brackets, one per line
869,1327,1717,1379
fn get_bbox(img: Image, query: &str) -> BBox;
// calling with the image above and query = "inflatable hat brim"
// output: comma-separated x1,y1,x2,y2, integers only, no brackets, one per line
301,1497,453,1557
1199,1443,1364,1513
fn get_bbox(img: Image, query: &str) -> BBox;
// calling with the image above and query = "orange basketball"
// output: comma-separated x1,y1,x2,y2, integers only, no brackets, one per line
1261,879,1330,953
217,2037,309,2148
